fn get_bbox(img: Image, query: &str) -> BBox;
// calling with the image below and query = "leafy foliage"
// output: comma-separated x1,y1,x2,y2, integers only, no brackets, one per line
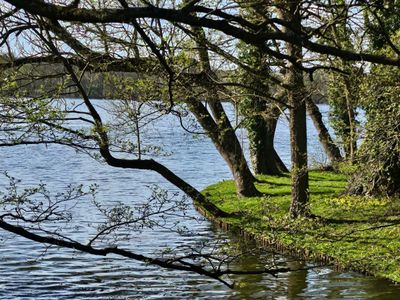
349,46,400,197
364,0,400,50
326,66,361,158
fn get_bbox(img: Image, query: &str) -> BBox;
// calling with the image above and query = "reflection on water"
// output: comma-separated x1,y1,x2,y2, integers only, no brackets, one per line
220,235,400,299
1,102,399,299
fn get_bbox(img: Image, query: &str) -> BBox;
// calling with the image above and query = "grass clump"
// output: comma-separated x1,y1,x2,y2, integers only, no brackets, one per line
203,170,400,283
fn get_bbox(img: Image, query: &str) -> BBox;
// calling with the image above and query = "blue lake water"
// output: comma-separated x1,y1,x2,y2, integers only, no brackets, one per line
1,101,399,299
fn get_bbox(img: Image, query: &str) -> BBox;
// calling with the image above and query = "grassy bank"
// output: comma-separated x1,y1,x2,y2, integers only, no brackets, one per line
202,171,400,283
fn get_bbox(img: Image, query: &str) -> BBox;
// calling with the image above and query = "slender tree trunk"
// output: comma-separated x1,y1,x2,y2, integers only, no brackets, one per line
329,20,358,163
344,79,357,162
280,1,310,217
306,97,342,163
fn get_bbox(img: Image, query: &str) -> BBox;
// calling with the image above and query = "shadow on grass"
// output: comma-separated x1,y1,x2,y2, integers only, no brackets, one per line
316,216,400,225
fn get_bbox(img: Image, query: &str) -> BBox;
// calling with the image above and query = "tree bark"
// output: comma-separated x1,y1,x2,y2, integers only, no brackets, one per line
306,97,342,163
209,100,260,197
288,73,309,218
248,105,289,175
187,99,260,197
99,149,230,216
344,79,357,162
279,1,310,217
186,15,260,197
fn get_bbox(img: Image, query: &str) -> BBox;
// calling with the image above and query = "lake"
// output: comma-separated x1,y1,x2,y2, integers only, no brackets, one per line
1,101,399,299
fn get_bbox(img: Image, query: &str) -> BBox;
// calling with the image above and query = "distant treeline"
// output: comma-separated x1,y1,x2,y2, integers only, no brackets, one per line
4,62,328,103
3,62,123,99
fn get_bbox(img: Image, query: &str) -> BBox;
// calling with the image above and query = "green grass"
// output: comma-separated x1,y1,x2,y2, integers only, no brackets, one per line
203,171,400,283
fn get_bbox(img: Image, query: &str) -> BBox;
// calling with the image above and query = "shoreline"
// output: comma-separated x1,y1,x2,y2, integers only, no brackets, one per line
195,205,374,277
198,171,400,284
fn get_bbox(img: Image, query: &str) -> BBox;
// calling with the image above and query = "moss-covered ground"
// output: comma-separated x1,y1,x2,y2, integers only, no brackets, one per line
203,171,400,283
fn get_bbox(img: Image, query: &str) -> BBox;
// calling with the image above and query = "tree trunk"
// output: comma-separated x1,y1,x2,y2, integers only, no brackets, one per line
280,1,310,217
288,77,309,218
248,106,289,175
186,15,260,197
187,99,260,197
306,97,342,163
344,79,357,162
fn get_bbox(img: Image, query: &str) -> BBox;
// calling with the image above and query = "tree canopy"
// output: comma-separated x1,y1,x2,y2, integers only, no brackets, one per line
1,0,399,288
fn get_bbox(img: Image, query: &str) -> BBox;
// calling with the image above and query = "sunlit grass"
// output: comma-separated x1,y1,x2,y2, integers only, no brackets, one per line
203,170,400,283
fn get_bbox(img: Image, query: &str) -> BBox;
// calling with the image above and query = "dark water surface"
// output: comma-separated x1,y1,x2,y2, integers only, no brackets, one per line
1,102,399,299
